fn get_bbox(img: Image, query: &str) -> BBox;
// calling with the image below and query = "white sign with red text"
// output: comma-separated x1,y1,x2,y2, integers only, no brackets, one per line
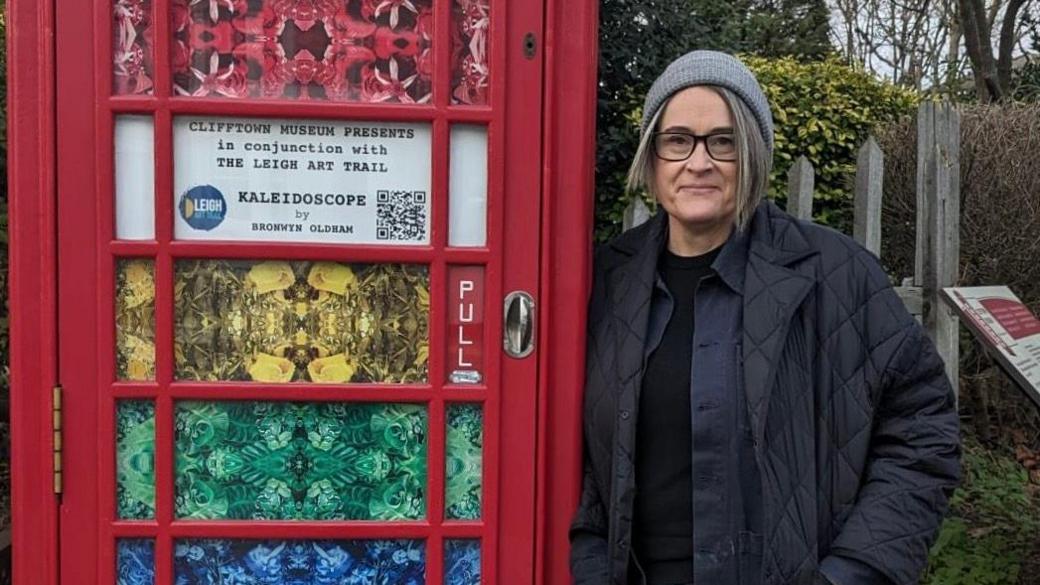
943,286,1040,408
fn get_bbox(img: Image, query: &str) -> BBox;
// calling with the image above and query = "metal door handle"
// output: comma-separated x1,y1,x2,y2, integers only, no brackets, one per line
503,291,535,358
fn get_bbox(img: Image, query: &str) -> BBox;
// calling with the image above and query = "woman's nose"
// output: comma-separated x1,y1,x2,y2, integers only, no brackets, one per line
685,141,714,172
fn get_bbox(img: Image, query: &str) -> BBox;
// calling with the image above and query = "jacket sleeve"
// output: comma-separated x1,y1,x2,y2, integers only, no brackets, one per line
819,554,894,585
569,245,612,585
822,251,961,585
569,450,611,585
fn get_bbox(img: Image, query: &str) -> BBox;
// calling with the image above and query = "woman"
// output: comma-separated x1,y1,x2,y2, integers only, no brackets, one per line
570,51,960,585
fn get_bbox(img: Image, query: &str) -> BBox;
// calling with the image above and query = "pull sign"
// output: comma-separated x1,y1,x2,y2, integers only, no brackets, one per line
448,266,485,384
523,33,537,59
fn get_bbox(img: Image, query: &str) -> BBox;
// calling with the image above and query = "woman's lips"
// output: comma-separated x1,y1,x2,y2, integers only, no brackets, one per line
678,186,719,194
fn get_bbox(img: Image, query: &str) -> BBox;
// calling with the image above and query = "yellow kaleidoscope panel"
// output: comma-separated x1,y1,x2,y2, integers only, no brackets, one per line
116,259,156,381
174,260,430,383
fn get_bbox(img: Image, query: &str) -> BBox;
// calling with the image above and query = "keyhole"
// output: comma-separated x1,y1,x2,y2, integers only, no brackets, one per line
523,33,537,59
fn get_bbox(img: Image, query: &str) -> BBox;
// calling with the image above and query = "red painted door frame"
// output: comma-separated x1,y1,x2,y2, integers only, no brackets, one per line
8,0,61,584
536,1,600,583
9,0,598,584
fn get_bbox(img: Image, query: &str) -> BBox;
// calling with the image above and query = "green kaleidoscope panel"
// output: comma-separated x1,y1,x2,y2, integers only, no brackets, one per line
116,259,156,381
174,260,429,383
446,404,483,520
175,401,428,520
117,400,156,520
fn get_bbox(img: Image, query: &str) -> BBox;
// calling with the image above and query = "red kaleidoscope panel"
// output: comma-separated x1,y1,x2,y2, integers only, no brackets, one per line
451,0,489,105
114,0,156,95
171,0,433,102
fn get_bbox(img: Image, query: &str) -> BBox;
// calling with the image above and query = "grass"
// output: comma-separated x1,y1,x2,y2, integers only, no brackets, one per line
922,432,1040,585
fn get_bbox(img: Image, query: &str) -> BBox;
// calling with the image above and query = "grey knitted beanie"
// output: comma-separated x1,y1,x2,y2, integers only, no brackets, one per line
641,51,774,153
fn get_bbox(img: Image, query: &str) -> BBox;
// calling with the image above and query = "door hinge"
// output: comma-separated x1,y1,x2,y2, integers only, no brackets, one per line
53,385,63,495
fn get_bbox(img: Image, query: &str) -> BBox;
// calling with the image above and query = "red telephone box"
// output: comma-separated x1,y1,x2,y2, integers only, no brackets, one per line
8,0,598,584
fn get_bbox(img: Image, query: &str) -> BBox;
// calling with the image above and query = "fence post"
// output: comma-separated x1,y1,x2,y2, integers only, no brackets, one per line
786,155,814,220
623,196,652,232
853,137,884,256
915,101,961,398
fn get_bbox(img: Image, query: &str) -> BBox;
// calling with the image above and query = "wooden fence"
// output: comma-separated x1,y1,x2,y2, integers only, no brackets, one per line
624,101,962,396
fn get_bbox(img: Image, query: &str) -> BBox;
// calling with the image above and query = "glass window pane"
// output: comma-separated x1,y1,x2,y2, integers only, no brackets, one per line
113,0,154,95
116,259,156,382
115,116,156,240
174,260,429,383
174,539,425,583
175,401,428,520
445,540,481,585
172,2,433,103
448,126,488,247
451,0,490,105
117,401,156,519
117,539,155,585
446,404,482,520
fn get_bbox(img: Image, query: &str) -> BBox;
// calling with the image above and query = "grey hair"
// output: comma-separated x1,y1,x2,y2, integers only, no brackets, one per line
625,86,772,231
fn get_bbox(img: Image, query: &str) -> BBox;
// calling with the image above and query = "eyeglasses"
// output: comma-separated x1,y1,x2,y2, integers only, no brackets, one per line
652,132,737,162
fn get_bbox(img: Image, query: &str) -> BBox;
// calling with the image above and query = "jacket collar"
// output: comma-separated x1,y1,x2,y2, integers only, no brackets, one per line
606,210,667,384
745,200,818,267
712,219,750,295
740,201,818,442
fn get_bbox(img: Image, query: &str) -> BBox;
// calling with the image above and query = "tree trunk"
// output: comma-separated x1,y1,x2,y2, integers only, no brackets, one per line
997,0,1028,92
958,0,1003,101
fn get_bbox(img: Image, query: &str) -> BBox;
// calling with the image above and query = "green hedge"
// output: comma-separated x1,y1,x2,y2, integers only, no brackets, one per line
742,56,917,231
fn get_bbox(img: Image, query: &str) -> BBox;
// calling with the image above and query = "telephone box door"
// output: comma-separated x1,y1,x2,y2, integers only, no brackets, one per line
55,1,544,584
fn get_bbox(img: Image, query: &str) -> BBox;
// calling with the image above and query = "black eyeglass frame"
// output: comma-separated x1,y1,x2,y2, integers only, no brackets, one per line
651,131,738,162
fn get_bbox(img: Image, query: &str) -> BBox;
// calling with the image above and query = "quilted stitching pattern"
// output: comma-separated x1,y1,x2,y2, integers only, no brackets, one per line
570,202,960,585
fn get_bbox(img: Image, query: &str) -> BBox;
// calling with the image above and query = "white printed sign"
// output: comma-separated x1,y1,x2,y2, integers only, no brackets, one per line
173,116,432,244
943,286,1040,409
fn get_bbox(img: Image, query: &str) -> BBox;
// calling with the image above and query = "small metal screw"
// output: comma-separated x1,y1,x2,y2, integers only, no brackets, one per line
523,33,537,59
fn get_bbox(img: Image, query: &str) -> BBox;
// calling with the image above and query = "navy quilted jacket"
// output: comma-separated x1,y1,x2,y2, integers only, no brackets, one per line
570,201,960,585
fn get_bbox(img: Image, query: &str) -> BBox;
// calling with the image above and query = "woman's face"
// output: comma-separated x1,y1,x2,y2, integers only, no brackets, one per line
652,86,738,235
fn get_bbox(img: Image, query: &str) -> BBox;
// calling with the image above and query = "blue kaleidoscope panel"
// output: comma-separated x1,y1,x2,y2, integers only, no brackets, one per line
174,539,426,584
117,539,155,585
445,540,481,585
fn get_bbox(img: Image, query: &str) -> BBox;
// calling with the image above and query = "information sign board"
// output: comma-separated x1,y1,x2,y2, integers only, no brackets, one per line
943,286,1040,409
173,116,432,245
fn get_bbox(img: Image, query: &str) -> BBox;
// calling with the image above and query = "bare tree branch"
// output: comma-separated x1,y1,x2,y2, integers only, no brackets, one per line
830,0,1032,99
830,0,965,90
998,0,1031,88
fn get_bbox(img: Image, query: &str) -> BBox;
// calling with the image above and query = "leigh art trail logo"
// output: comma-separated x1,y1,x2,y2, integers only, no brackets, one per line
179,185,227,231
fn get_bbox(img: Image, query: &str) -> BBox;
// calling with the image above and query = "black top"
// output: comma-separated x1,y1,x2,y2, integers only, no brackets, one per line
633,246,721,585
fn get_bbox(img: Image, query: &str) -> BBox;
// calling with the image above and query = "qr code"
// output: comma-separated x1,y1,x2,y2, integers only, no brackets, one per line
376,190,428,241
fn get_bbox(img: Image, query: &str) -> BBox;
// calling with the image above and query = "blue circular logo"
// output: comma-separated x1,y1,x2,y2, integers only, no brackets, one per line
179,185,227,231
